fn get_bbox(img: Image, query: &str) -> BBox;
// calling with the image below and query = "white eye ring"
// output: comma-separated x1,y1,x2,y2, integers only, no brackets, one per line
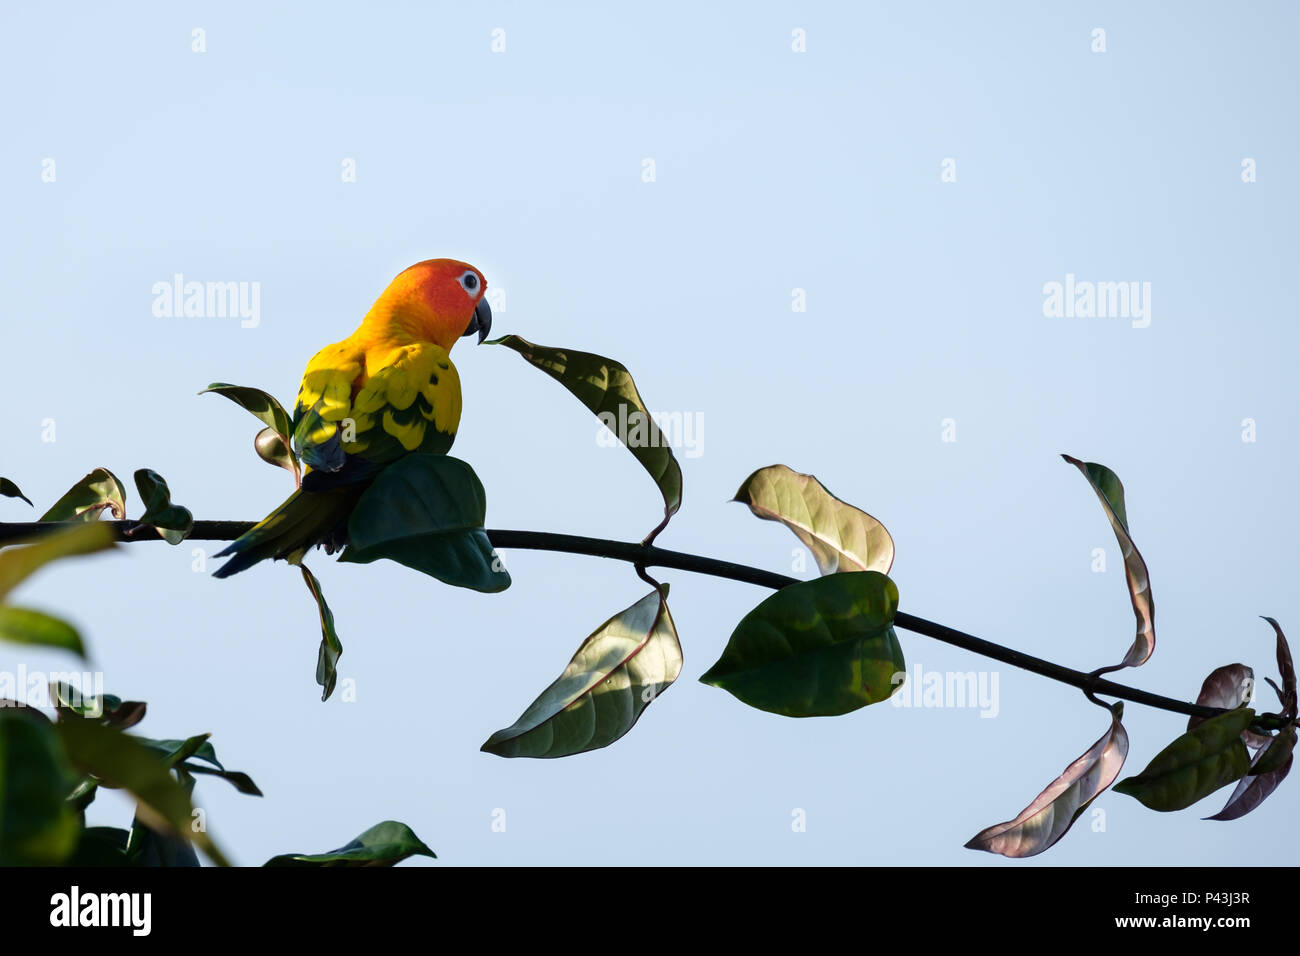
459,270,480,294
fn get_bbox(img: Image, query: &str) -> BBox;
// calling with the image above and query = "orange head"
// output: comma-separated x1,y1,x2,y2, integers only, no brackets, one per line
365,258,492,350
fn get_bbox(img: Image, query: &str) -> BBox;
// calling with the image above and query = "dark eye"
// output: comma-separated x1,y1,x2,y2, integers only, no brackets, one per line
461,272,479,292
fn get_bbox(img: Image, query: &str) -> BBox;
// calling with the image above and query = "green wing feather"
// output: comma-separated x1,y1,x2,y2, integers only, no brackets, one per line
212,485,362,578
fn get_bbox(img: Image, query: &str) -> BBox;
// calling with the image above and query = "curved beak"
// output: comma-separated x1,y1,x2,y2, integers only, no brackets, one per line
463,297,492,344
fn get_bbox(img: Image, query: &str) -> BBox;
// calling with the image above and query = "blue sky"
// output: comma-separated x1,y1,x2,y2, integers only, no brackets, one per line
1,1,1296,865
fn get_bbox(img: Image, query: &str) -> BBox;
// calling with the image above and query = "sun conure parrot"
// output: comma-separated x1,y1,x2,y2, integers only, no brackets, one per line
212,258,492,578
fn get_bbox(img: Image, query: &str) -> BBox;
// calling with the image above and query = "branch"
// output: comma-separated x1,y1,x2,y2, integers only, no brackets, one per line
0,519,1260,726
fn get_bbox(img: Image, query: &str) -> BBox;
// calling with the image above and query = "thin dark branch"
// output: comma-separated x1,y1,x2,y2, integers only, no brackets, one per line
0,519,1268,728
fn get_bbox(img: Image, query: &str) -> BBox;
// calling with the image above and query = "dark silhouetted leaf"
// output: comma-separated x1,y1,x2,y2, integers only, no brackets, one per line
0,478,32,507
1113,708,1254,811
55,718,229,866
0,523,116,600
39,468,127,523
184,764,263,796
137,734,263,795
1062,455,1154,667
484,585,682,758
68,777,97,813
125,819,202,867
0,710,80,865
264,821,435,867
491,335,682,541
299,565,342,701
700,571,904,717
67,827,132,866
340,454,510,593
138,734,212,769
133,469,194,545
733,464,893,575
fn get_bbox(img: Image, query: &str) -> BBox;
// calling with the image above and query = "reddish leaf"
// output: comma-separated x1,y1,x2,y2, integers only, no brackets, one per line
1188,663,1268,749
966,706,1128,858
1189,664,1255,718
1206,727,1295,821
1062,456,1154,667
1262,617,1296,719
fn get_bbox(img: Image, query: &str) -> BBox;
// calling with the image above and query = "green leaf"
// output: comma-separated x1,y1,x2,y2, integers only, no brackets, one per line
201,383,295,445
341,531,506,592
733,464,894,575
483,585,683,758
966,705,1128,858
182,764,263,796
1113,708,1255,811
0,522,116,601
299,565,342,702
137,734,213,768
51,682,116,718
700,571,904,717
0,710,80,865
133,469,194,545
254,426,300,481
68,777,97,813
55,718,230,866
0,606,84,657
39,468,127,523
339,454,510,593
264,821,435,867
491,335,682,541
134,735,262,795
0,478,32,507
1062,456,1154,667
346,456,484,547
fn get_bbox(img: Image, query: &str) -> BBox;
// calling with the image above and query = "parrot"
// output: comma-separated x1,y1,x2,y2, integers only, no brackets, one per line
212,258,492,578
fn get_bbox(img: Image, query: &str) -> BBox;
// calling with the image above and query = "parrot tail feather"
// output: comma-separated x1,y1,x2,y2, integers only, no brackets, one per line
212,486,362,578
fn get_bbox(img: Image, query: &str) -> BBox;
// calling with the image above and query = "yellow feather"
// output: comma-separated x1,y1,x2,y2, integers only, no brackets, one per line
382,410,426,451
294,328,462,466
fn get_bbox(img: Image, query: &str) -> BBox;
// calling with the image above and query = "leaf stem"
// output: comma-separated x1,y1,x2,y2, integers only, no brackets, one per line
0,520,1261,727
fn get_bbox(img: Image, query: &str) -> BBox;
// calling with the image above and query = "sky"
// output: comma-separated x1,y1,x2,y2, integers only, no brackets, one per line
1,1,1297,866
